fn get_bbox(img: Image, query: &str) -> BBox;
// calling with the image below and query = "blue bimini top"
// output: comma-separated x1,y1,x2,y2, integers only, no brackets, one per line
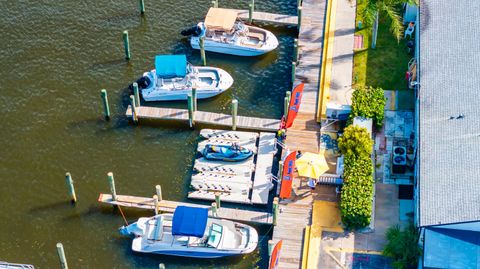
172,206,208,237
155,55,187,78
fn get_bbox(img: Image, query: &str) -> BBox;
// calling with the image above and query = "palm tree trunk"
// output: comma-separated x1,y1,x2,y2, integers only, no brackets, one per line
371,11,379,49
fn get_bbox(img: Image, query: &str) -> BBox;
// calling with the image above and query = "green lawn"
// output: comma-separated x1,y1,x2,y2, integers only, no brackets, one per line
353,3,412,91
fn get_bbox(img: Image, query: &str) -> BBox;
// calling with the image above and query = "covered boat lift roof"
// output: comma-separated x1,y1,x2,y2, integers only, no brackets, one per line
172,206,208,237
204,8,238,31
155,55,187,78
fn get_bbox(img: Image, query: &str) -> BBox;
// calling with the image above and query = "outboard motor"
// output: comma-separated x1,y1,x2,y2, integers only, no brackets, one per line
181,25,201,36
128,76,151,92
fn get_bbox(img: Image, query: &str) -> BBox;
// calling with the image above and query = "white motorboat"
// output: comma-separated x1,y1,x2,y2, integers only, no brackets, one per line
120,206,258,258
134,55,233,101
181,8,279,56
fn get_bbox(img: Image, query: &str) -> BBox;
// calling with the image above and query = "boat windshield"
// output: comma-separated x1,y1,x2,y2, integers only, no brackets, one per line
207,223,223,248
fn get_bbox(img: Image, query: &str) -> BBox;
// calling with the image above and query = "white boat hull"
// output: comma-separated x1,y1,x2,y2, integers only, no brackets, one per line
140,67,233,102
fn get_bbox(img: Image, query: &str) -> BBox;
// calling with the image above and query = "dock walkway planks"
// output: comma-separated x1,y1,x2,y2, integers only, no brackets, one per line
234,9,298,26
98,193,273,225
273,0,327,267
126,106,280,132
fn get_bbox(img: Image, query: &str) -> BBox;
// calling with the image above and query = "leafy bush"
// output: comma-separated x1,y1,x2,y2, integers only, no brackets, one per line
383,224,421,269
338,125,374,230
350,86,386,129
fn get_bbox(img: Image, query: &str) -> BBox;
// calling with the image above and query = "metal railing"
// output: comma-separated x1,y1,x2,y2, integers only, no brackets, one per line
0,261,35,269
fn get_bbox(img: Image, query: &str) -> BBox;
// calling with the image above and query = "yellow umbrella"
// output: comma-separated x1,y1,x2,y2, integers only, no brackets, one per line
295,152,329,179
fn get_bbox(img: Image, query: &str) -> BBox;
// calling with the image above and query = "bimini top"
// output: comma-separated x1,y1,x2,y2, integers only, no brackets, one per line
204,8,237,31
155,55,187,78
172,206,208,237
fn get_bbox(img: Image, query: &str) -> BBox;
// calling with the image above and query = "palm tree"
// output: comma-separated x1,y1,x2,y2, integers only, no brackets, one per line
357,0,418,48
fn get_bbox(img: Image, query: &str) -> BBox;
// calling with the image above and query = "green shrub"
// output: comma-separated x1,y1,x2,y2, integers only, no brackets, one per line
383,224,421,269
338,125,374,230
350,86,386,129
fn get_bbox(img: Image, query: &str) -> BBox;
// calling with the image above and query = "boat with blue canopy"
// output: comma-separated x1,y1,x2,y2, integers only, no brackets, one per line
119,206,258,258
133,55,233,101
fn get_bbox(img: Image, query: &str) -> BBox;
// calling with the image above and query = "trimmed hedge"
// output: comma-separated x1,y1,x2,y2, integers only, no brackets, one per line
350,86,386,129
338,125,374,230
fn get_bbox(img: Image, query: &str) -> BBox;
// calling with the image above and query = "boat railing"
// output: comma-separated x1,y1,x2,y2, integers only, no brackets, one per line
0,261,35,269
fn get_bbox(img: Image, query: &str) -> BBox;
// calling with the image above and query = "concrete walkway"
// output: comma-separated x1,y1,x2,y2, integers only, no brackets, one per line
329,0,356,106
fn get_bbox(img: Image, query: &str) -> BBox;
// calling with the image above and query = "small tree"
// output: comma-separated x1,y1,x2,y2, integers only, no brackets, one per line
350,86,386,129
383,224,421,269
338,125,373,157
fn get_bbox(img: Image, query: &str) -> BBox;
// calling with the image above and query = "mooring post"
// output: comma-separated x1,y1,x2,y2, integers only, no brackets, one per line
192,87,197,112
215,193,221,209
231,99,238,130
133,82,140,107
276,161,283,195
139,0,145,14
56,243,69,269
211,202,218,217
273,197,279,226
199,36,206,66
248,3,254,24
297,0,302,8
123,30,131,60
107,172,117,201
65,172,77,204
159,264,166,269
100,89,110,121
187,93,194,128
211,0,218,8
285,91,291,117
297,6,302,30
129,95,138,123
268,240,275,256
293,38,299,62
153,195,159,215
155,185,162,201
291,62,296,84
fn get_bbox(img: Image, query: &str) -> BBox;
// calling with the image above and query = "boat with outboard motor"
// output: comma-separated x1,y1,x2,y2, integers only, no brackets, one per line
120,206,258,258
202,143,253,162
132,54,233,101
181,8,279,56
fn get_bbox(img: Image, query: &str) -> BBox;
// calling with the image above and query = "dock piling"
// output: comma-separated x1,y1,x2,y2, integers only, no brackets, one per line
100,89,111,121
285,91,291,117
268,240,275,256
107,172,117,201
211,202,218,217
192,88,197,112
56,243,69,269
199,37,206,66
231,99,238,130
214,193,221,209
130,95,138,123
65,172,77,204
248,4,254,24
276,161,283,195
133,83,140,107
293,38,298,62
159,264,166,269
122,30,131,60
155,185,162,201
273,197,279,226
297,6,302,29
187,94,195,128
153,195,159,215
211,0,218,8
291,62,296,83
139,0,145,14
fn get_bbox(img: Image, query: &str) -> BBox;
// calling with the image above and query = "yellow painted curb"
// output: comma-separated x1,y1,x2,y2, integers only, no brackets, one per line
301,225,311,269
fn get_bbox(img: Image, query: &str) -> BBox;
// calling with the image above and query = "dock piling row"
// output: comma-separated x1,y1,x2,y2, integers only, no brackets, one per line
231,99,238,130
129,95,138,122
272,197,279,226
153,195,159,215
100,89,110,121
139,0,145,14
133,83,140,107
211,0,218,8
211,202,218,216
293,38,298,62
268,240,275,256
291,62,296,83
200,37,206,66
192,88,198,112
187,94,195,128
215,193,221,208
156,185,162,201
56,243,69,269
297,6,302,29
108,172,117,201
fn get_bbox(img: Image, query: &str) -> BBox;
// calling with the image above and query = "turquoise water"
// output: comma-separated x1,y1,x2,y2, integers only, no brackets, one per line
0,0,295,268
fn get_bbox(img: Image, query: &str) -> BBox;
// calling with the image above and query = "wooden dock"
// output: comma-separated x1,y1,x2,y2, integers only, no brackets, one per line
188,129,275,205
126,106,280,132
234,9,298,26
98,193,273,225
272,0,327,267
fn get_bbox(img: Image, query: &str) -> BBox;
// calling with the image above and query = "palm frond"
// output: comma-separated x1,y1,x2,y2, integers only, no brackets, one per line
379,2,403,41
361,0,378,26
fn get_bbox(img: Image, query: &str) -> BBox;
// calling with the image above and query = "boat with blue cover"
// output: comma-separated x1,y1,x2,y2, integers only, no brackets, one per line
119,206,258,258
202,143,253,162
134,55,233,101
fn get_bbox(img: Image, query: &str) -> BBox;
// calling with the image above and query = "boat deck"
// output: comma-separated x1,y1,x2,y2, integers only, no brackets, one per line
126,106,280,132
98,193,273,225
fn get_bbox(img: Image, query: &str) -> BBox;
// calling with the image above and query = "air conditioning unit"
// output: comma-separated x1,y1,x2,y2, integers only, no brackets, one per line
392,146,407,173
